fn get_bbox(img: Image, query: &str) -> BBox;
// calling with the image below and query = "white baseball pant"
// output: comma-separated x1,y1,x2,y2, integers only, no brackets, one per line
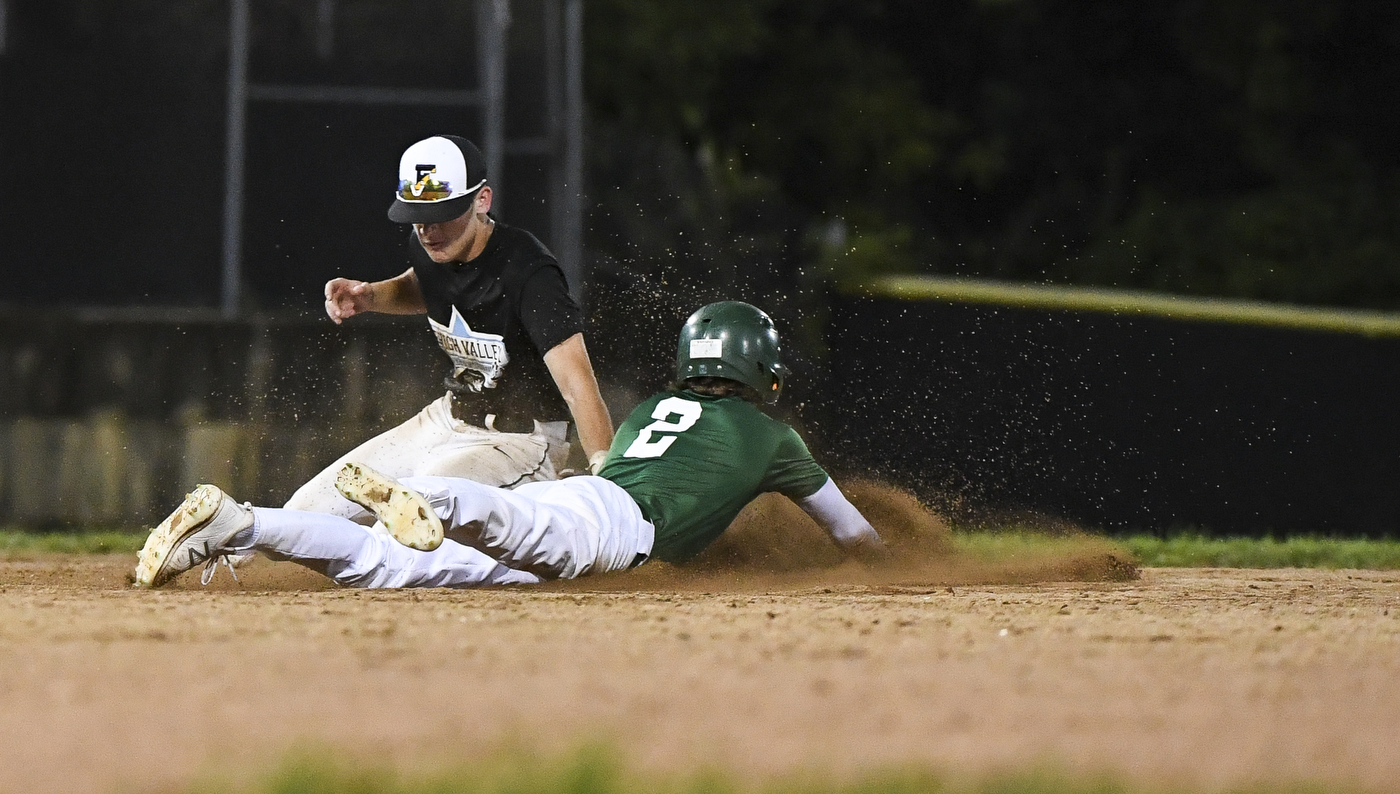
282,393,570,522
246,474,653,588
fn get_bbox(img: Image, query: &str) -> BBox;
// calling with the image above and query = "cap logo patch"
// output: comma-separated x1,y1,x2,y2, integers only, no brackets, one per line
400,164,452,202
690,339,723,359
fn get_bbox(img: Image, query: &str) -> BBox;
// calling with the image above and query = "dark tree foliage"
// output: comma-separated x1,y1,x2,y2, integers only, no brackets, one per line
2,0,1399,312
584,0,1400,309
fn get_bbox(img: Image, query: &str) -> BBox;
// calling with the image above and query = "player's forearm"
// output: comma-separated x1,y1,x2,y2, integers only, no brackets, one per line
570,394,614,466
558,363,614,462
543,333,616,467
797,478,884,552
365,269,427,315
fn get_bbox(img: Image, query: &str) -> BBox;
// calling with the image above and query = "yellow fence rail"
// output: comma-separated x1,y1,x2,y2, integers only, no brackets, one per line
860,275,1400,338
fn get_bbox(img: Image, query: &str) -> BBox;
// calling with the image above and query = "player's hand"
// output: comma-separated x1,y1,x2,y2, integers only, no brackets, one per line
325,278,374,324
587,450,609,476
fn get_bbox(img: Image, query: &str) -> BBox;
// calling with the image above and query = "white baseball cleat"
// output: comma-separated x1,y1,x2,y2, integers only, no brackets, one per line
132,484,254,588
334,462,444,551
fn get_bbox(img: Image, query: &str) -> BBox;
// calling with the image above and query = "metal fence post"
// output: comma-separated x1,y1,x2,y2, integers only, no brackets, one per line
221,0,251,318
478,0,510,213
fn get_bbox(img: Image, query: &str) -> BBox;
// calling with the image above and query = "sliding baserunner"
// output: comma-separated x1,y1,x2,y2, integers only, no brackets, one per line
133,301,885,589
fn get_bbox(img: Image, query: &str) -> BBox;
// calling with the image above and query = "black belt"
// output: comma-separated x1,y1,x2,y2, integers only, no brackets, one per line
447,395,545,434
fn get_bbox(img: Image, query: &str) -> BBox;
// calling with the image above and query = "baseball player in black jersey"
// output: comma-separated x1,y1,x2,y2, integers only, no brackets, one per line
281,135,614,525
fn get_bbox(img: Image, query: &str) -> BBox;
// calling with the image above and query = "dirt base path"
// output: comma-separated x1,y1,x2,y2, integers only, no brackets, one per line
0,556,1397,794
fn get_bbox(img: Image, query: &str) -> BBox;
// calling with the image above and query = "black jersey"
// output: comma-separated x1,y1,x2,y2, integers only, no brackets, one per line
410,221,582,426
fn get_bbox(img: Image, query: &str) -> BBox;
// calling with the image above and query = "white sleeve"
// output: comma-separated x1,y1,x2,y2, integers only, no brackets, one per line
796,477,882,550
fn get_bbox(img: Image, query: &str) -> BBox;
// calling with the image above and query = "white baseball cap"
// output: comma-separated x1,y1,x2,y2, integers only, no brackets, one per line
387,135,488,224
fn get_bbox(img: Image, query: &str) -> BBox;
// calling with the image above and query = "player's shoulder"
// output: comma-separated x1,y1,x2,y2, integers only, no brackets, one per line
713,398,812,459
492,223,568,293
492,222,557,263
733,401,807,443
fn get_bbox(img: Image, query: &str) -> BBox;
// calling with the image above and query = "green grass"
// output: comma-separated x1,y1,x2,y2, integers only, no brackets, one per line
185,745,1350,794
0,527,146,556
948,528,1400,571
950,529,1125,563
1121,534,1400,570
4,526,1400,571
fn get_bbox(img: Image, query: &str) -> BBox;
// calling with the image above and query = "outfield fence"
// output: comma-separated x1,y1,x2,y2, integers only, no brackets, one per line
3,279,1399,536
0,308,441,525
822,276,1400,537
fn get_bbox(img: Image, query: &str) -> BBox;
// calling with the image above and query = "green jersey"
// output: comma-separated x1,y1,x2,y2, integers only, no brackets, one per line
598,390,830,563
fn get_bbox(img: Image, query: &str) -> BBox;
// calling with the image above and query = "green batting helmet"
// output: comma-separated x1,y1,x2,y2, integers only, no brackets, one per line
676,301,789,404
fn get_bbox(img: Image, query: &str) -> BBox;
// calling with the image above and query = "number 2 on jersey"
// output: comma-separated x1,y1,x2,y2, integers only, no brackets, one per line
622,397,702,458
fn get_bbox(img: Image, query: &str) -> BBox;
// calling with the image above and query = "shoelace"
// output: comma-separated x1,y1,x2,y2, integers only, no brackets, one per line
200,553,241,586
198,500,254,586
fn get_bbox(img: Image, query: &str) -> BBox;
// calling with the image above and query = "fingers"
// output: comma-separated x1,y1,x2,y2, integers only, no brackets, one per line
324,278,370,324
587,450,610,476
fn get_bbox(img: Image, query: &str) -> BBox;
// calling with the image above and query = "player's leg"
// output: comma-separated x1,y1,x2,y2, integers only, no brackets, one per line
135,485,538,589
333,461,648,579
399,474,652,580
284,397,569,520
417,417,570,488
249,508,540,588
281,396,460,520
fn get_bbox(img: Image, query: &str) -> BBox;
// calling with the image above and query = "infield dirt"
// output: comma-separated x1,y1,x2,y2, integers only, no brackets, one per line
0,484,1397,794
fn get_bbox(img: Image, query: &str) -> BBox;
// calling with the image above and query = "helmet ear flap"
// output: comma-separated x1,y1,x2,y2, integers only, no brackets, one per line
760,362,785,404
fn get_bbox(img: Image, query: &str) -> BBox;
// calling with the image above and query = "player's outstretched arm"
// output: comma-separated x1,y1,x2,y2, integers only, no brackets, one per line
543,332,615,472
324,268,426,324
796,478,889,563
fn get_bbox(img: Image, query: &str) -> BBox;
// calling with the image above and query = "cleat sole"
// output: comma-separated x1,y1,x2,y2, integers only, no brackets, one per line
334,462,444,551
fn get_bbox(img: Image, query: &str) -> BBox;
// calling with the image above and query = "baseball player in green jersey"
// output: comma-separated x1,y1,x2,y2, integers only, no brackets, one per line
133,302,884,589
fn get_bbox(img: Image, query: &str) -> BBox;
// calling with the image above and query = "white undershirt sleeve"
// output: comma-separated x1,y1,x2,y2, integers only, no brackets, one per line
796,477,883,551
